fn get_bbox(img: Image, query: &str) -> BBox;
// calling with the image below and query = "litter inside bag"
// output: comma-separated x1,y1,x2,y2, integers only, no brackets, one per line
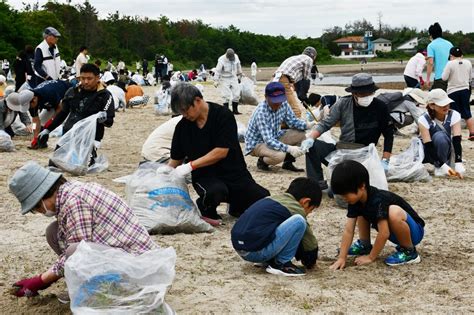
239,77,259,105
125,162,213,234
386,138,431,182
65,241,175,314
236,121,246,143
0,130,14,152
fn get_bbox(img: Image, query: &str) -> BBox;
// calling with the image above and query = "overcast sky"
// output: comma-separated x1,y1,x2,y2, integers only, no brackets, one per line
6,0,474,38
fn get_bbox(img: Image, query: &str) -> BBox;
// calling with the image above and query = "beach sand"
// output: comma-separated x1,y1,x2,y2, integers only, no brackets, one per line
0,78,473,313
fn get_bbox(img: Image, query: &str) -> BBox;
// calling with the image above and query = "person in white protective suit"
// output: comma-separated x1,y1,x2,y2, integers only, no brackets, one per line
213,48,243,115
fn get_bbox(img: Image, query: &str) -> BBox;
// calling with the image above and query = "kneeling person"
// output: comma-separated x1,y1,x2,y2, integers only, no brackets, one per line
232,178,321,276
329,160,425,269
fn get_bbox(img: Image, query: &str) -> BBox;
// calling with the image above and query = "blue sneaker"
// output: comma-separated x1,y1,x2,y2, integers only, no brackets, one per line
385,248,421,266
348,239,372,256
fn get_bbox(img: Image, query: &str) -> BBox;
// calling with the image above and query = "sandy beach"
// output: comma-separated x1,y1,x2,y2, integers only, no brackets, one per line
0,75,473,313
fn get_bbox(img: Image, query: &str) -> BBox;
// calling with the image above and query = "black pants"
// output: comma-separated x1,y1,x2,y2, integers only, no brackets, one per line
192,176,270,217
431,79,448,91
305,140,337,181
404,75,419,88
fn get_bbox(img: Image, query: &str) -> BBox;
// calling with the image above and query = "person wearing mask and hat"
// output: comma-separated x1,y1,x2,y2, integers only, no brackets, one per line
245,82,313,172
1,90,33,137
213,48,243,115
273,47,317,118
8,161,157,298
441,47,474,140
403,49,427,88
418,89,465,178
33,27,62,87
301,73,394,191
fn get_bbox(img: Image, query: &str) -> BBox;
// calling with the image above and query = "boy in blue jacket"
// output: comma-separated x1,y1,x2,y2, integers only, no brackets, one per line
231,177,321,277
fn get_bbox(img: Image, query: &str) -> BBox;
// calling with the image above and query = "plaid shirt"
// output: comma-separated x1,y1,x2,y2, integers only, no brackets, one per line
276,54,313,83
51,181,157,276
245,100,307,154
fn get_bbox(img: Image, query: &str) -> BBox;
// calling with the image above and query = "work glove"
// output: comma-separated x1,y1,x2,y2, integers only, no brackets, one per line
96,111,107,124
454,162,465,177
381,158,390,173
11,275,50,297
300,138,315,152
175,162,193,177
434,163,459,178
38,129,50,146
287,145,305,158
213,81,219,88
306,121,316,129
318,73,324,81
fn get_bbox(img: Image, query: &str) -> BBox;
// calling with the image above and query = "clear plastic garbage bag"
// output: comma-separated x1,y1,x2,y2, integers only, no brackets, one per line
65,241,176,315
239,77,259,105
236,121,246,143
125,162,214,234
0,130,14,152
387,138,431,182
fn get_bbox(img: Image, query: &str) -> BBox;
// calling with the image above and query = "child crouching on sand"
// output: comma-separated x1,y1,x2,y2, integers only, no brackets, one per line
329,160,425,269
231,177,321,277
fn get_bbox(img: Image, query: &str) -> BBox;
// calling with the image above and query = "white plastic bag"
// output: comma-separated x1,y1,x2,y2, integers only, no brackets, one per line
387,138,431,182
65,241,176,314
0,130,14,152
50,114,108,175
50,125,63,137
126,163,213,234
326,143,388,191
239,77,259,105
154,89,171,115
236,121,246,143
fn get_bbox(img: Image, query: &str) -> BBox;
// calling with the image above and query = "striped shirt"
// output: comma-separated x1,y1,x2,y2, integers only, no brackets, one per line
276,54,313,83
52,181,157,276
244,100,307,154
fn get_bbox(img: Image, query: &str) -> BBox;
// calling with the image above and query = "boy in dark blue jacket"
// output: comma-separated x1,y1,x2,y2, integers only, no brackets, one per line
231,177,321,277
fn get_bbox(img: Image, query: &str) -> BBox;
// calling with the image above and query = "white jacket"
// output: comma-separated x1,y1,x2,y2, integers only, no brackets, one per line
34,40,61,80
403,53,426,79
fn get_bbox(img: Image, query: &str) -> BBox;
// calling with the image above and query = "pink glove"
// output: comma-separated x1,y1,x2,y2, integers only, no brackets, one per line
12,275,50,297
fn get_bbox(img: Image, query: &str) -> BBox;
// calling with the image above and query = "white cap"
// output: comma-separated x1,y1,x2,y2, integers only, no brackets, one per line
0,75,6,84
426,89,453,107
6,90,34,113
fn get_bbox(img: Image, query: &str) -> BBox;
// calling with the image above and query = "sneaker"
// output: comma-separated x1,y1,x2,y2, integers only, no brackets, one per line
385,248,421,266
265,261,306,277
318,180,329,191
257,157,270,171
348,239,373,256
56,291,70,304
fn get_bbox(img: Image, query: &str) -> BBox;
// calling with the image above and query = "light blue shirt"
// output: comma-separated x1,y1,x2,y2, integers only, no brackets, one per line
427,37,453,80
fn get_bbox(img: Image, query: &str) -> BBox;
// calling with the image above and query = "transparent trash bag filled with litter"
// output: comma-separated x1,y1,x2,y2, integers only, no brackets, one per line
239,77,258,105
125,162,213,234
0,130,14,152
386,137,431,182
50,114,108,175
65,241,176,314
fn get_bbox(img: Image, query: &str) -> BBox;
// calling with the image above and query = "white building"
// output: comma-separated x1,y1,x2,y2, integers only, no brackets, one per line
372,38,392,53
333,36,375,59
397,37,419,52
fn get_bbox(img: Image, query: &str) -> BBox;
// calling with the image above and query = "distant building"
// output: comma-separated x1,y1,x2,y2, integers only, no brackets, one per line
396,37,419,52
372,38,392,53
333,36,375,59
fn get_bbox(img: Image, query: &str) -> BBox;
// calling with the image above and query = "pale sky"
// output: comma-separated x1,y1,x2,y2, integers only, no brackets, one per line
6,0,474,38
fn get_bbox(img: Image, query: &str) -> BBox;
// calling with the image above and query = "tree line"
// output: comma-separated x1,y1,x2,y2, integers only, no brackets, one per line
1,1,472,71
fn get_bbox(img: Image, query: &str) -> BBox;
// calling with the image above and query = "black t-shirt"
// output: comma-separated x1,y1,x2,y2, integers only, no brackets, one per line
347,186,425,229
170,102,250,182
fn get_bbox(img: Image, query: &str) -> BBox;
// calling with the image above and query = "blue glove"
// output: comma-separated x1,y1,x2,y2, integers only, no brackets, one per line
381,159,389,172
300,138,315,152
97,111,107,123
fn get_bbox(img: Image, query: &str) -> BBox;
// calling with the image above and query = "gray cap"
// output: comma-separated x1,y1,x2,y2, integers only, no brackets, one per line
302,46,317,59
5,90,33,113
225,48,235,61
345,73,379,93
8,161,61,214
44,26,61,37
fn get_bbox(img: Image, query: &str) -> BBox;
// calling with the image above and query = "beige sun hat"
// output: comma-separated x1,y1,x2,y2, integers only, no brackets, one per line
403,88,427,105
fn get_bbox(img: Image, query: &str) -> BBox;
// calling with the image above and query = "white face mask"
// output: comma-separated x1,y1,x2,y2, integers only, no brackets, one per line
42,200,56,217
356,95,374,107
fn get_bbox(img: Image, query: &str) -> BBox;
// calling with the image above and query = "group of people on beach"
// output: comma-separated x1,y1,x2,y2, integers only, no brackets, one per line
3,21,472,300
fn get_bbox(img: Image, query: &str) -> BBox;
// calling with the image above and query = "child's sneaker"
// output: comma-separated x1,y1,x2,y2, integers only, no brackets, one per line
385,248,421,266
348,239,372,256
265,261,306,277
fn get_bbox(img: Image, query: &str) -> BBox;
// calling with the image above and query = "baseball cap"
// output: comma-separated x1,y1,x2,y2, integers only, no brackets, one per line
5,90,34,113
265,82,287,103
44,26,61,37
427,89,453,106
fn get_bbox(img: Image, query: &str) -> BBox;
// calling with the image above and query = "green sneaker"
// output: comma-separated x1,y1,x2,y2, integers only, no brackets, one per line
348,239,372,256
385,248,421,266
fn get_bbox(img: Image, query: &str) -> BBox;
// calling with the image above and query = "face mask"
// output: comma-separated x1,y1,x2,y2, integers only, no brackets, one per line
356,95,374,107
42,200,56,217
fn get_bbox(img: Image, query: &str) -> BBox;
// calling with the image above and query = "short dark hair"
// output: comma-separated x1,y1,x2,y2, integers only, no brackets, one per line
428,22,442,39
286,177,322,207
42,176,67,199
80,63,100,76
331,160,369,195
308,93,321,106
170,82,203,114
94,59,102,67
79,46,87,52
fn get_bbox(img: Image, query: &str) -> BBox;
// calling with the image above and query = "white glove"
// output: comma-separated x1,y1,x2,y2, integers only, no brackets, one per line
318,73,324,81
175,162,193,177
381,159,390,173
97,111,107,123
434,163,453,177
454,162,465,175
306,121,316,129
213,81,219,88
287,145,305,158
300,138,315,152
